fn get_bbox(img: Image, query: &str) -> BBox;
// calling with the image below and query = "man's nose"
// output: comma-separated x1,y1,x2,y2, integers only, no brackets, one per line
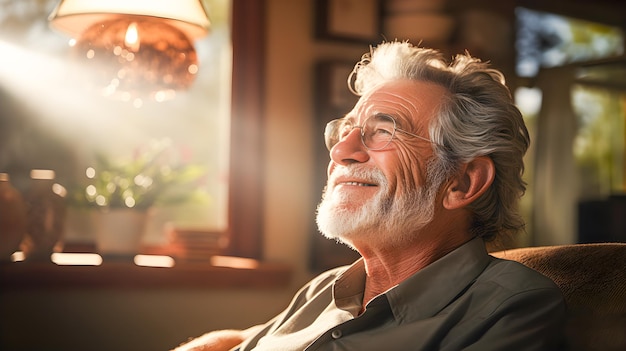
330,128,370,165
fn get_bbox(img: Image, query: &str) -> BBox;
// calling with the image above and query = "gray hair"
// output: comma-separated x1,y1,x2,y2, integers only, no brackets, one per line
349,41,530,242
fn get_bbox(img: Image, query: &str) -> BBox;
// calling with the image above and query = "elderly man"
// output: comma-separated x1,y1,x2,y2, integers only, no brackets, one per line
174,41,566,351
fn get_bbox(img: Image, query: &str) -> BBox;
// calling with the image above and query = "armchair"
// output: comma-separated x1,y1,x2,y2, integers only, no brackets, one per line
492,243,626,351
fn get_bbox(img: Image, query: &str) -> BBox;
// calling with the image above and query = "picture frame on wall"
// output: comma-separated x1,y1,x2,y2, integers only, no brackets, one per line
315,0,382,44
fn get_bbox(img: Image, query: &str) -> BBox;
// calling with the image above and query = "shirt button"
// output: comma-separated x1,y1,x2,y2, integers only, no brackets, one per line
331,329,342,339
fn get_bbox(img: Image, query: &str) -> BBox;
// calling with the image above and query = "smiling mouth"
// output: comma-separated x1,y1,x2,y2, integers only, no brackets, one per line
341,181,376,187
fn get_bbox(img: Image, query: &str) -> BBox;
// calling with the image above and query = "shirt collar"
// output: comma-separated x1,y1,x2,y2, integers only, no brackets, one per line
333,259,367,315
385,237,490,322
332,237,490,321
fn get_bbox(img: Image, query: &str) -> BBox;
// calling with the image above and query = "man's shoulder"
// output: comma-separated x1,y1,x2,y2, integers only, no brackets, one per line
440,256,565,324
478,256,562,295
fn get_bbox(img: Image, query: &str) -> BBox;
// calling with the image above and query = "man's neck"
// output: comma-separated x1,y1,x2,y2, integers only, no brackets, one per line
358,233,474,308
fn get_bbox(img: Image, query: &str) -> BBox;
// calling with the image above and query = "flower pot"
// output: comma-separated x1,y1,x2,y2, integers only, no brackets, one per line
93,209,149,259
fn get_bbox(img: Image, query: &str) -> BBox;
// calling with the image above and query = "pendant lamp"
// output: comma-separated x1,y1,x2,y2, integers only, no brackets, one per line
48,0,211,103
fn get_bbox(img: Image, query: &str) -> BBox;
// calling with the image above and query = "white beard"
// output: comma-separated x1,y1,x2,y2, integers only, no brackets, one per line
315,164,441,250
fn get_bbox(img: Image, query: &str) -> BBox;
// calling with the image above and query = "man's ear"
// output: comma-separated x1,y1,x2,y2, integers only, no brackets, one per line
443,156,495,210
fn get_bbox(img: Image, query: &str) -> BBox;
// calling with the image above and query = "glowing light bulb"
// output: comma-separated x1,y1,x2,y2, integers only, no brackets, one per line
124,22,140,52
72,16,198,103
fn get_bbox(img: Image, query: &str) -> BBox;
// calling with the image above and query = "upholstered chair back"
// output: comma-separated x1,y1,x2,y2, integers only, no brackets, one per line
492,243,626,351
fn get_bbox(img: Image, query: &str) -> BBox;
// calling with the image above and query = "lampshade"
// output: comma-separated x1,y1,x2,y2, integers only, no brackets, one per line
48,0,210,41
48,0,210,104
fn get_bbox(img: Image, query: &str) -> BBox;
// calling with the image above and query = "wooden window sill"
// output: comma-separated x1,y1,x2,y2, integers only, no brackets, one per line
0,255,292,290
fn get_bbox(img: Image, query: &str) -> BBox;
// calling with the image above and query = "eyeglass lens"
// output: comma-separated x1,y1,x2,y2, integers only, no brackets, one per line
324,115,397,151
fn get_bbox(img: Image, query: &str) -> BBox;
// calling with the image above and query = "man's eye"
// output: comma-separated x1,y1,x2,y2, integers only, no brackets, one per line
373,126,393,135
368,121,394,136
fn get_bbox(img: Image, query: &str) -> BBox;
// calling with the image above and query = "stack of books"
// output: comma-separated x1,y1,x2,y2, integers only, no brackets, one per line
166,227,227,262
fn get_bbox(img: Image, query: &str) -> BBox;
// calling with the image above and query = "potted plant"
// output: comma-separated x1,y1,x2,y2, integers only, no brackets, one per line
68,139,206,257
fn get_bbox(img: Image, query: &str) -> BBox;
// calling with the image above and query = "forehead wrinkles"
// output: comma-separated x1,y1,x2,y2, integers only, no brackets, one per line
354,88,428,130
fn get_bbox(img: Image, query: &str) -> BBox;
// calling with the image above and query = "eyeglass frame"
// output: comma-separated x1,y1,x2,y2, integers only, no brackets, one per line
324,113,436,151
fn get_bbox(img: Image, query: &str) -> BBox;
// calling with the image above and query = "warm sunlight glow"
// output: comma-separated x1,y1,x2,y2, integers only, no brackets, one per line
52,183,68,197
210,255,260,270
134,254,175,267
124,196,136,208
0,0,232,242
30,169,55,180
11,252,103,265
11,251,25,262
124,22,140,52
0,39,105,126
51,253,103,265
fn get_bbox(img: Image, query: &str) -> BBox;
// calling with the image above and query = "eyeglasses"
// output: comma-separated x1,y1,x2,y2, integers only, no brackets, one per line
324,114,434,151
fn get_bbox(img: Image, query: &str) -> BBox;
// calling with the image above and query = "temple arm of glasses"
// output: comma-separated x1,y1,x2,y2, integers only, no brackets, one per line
396,128,438,145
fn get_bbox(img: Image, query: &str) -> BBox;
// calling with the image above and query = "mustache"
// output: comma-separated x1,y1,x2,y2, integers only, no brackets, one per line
328,165,388,187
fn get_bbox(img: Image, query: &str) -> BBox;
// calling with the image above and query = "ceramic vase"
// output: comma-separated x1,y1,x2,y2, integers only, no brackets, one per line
93,209,149,259
23,170,66,262
0,173,27,262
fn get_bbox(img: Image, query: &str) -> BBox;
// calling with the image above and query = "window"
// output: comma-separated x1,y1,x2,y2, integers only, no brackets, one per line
0,0,265,258
514,6,626,244
515,7,624,77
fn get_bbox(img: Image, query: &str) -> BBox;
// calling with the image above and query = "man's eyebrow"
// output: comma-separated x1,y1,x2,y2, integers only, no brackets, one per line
372,112,397,119
372,112,410,127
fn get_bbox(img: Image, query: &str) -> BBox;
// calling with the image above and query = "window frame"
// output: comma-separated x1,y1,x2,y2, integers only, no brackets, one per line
0,0,291,292
226,0,266,259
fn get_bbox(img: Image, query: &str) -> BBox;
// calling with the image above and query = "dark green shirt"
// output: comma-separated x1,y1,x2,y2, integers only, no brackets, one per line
238,238,566,351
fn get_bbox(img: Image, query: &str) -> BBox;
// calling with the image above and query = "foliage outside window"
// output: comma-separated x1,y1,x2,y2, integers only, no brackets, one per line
514,6,625,244
515,6,624,77
572,85,626,198
67,138,208,211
